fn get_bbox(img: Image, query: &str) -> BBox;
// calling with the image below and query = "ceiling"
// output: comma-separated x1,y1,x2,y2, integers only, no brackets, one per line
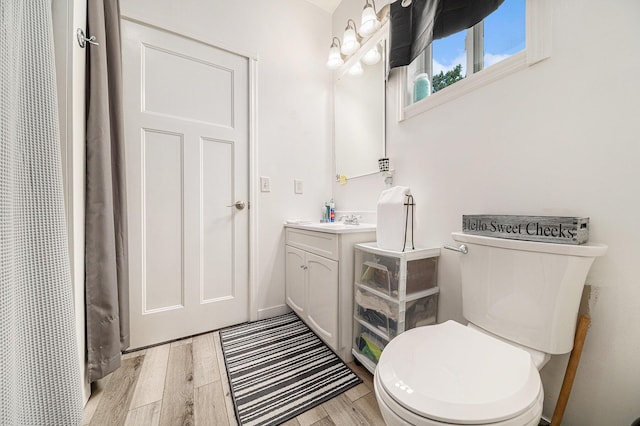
303,0,342,13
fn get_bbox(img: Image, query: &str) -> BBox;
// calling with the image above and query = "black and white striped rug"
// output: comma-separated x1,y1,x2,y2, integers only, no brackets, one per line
219,312,362,426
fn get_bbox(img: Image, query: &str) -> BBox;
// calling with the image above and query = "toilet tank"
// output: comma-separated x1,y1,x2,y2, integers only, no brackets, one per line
452,232,607,354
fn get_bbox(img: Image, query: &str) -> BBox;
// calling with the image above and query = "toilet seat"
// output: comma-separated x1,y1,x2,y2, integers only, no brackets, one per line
375,321,542,425
374,372,543,426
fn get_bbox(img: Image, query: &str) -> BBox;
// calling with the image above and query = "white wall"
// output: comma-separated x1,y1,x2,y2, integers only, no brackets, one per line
119,0,334,319
115,0,640,422
333,0,640,424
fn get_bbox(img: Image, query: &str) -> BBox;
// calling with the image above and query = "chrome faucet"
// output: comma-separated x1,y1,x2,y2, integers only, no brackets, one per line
340,214,361,225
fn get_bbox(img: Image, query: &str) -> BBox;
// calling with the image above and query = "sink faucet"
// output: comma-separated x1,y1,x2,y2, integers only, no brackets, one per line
339,214,361,225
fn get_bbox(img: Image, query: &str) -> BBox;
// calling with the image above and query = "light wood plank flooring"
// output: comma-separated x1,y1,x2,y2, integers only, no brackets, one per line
83,330,386,426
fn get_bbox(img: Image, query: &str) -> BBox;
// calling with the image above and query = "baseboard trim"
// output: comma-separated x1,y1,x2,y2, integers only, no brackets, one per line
257,304,290,320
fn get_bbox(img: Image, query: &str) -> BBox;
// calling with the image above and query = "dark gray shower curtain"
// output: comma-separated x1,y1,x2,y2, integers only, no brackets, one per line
85,0,130,382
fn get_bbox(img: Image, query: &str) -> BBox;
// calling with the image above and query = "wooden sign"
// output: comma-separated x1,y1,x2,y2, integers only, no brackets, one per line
462,215,589,245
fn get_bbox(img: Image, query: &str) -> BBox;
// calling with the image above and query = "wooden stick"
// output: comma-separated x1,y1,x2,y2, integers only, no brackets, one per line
550,315,591,426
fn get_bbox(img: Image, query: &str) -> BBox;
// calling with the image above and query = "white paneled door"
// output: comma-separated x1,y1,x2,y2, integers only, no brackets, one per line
122,20,249,349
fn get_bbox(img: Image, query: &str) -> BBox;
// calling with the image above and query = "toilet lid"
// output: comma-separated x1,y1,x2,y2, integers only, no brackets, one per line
376,321,541,424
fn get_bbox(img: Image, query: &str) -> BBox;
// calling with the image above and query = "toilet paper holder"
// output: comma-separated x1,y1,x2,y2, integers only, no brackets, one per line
402,195,415,252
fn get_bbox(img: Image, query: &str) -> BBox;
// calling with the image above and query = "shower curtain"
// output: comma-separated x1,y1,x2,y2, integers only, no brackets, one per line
0,1,83,424
85,0,130,382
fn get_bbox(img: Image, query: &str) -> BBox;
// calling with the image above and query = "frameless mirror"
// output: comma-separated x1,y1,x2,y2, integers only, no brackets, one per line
334,34,386,180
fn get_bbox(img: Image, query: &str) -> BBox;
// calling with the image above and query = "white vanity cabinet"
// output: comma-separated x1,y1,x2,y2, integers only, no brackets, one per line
285,245,339,347
284,224,375,360
284,246,307,317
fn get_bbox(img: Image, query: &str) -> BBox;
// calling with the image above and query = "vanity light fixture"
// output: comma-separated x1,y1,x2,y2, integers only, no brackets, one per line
326,37,344,69
361,44,381,65
359,0,381,37
341,19,361,55
327,5,388,73
349,60,364,76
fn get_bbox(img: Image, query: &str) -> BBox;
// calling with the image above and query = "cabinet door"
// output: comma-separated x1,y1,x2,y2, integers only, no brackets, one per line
285,245,306,316
306,252,339,349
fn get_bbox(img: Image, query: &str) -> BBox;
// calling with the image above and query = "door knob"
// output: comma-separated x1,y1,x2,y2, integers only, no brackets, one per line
226,201,246,210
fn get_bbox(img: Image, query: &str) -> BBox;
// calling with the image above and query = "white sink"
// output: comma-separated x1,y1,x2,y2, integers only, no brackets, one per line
285,221,376,234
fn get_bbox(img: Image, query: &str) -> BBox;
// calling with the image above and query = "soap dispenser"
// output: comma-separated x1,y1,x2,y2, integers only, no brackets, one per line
329,199,335,222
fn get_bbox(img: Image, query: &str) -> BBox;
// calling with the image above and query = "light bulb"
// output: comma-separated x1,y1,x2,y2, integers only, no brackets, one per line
326,46,344,69
326,37,344,70
362,45,381,65
359,4,380,37
341,20,360,56
349,61,364,76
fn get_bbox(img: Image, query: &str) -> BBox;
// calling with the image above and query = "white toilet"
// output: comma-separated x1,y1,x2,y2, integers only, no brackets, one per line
374,231,607,426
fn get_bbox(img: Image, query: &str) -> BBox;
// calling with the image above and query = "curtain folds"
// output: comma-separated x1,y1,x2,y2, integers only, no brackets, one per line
389,0,505,69
85,0,130,382
0,1,83,423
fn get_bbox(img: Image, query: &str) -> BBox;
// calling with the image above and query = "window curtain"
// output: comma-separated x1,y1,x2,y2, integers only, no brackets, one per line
389,0,505,69
85,0,130,382
0,0,83,424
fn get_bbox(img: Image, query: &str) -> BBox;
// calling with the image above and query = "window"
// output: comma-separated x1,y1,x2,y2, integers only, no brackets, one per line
401,0,535,117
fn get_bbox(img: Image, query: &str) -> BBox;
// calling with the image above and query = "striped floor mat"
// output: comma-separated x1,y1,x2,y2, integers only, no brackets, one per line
219,312,362,426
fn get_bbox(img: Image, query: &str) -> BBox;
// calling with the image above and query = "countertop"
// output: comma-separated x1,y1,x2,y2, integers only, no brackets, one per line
284,221,376,234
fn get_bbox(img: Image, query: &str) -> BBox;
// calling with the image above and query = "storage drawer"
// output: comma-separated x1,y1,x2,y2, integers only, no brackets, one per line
354,286,438,339
353,320,389,365
405,292,438,329
356,250,437,297
285,228,338,260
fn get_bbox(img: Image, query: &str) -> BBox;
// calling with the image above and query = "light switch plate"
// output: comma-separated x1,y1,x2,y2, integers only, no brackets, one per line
260,176,271,192
294,179,303,194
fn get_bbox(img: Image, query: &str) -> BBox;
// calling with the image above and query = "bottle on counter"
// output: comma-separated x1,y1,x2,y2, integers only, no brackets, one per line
329,199,336,222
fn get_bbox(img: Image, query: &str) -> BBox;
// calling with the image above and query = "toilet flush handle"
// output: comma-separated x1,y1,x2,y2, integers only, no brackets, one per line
443,244,468,254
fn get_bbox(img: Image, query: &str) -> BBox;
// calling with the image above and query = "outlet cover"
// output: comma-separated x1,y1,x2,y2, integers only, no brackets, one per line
260,176,271,192
294,179,303,194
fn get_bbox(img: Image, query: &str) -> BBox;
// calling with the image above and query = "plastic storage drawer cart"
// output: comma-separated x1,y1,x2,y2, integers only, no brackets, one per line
352,242,440,373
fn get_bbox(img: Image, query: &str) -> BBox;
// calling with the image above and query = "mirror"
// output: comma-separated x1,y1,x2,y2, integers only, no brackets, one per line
334,33,386,180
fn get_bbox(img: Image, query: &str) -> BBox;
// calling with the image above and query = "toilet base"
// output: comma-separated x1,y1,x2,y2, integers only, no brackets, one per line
374,370,543,426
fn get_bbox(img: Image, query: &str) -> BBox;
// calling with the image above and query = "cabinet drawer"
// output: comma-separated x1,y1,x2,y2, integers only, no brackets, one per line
355,249,437,297
355,286,438,339
353,320,389,365
285,228,339,260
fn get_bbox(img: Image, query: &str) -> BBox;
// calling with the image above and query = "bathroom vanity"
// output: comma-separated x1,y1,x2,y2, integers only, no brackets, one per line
284,222,376,361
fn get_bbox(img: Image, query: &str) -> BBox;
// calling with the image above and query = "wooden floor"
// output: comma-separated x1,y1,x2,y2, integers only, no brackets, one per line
83,330,386,426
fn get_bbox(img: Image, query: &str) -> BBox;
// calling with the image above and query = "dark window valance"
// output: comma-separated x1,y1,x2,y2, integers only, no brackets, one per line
389,0,505,69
